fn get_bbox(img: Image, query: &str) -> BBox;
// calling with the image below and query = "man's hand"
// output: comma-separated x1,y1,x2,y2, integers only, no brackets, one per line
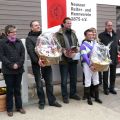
38,59,45,67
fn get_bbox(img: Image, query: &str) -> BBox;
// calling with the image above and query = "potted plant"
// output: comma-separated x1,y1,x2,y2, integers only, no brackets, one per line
0,87,6,112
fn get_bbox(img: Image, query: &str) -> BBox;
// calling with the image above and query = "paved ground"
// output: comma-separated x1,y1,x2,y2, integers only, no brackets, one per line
0,76,120,120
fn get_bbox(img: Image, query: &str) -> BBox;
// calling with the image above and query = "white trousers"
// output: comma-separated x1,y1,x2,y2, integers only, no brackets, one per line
83,63,99,87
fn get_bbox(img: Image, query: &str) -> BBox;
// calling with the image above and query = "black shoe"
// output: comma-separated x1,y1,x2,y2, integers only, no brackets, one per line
95,99,102,104
39,104,45,110
82,95,87,100
87,99,93,105
104,90,109,95
50,101,62,107
109,89,117,94
7,112,13,117
70,94,81,100
63,98,69,104
16,108,26,114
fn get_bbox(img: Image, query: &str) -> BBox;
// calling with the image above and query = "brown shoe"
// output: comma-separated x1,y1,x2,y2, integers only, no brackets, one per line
7,112,13,117
16,108,26,114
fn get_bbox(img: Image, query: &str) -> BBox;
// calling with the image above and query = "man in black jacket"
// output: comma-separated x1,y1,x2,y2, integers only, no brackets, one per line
0,29,5,73
0,29,5,39
98,20,118,95
26,20,61,109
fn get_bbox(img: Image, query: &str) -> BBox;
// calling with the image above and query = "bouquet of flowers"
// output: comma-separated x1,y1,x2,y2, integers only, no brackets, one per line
63,46,78,58
90,42,111,71
35,32,62,66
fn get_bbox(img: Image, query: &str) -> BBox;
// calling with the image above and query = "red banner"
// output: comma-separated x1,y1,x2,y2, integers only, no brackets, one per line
47,0,66,28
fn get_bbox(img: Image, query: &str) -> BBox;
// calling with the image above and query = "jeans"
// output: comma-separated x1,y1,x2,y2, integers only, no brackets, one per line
59,61,77,98
4,74,23,112
32,64,56,105
103,64,116,91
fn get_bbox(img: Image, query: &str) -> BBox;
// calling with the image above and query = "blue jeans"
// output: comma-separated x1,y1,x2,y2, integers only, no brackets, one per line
32,64,56,105
4,74,23,112
59,61,77,98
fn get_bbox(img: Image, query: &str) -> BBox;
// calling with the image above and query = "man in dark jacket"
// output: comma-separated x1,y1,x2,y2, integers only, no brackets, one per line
0,25,26,116
0,29,5,39
0,29,5,73
26,20,61,110
98,20,118,95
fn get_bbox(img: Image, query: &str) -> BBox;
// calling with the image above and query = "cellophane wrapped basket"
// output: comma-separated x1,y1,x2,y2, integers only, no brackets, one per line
35,32,62,66
90,42,111,72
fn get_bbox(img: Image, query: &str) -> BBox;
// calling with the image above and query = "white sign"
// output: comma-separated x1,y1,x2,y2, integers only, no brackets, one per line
67,0,96,44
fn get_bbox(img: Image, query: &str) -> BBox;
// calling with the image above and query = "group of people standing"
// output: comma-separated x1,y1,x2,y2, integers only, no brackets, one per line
0,17,119,117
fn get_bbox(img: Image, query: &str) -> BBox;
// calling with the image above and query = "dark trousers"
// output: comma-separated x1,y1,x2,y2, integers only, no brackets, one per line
59,62,77,98
4,74,23,112
103,64,116,91
98,72,102,85
32,64,56,105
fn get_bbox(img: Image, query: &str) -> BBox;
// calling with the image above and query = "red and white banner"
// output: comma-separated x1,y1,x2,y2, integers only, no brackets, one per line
41,0,96,44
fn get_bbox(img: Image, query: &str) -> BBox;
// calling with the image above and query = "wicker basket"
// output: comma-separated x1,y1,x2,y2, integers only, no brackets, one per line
35,46,61,66
92,63,109,72
0,94,6,112
35,32,62,66
39,55,60,66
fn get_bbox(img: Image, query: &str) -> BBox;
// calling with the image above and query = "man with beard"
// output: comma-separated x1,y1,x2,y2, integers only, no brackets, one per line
56,17,80,104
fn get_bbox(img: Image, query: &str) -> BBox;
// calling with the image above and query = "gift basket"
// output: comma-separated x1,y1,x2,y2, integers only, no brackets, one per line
90,42,111,72
35,32,62,66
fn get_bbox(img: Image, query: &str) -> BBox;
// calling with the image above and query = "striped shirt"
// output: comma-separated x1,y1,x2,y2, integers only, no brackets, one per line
80,40,95,66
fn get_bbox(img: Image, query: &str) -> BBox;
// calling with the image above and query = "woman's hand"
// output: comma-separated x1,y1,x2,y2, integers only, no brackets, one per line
13,63,19,69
